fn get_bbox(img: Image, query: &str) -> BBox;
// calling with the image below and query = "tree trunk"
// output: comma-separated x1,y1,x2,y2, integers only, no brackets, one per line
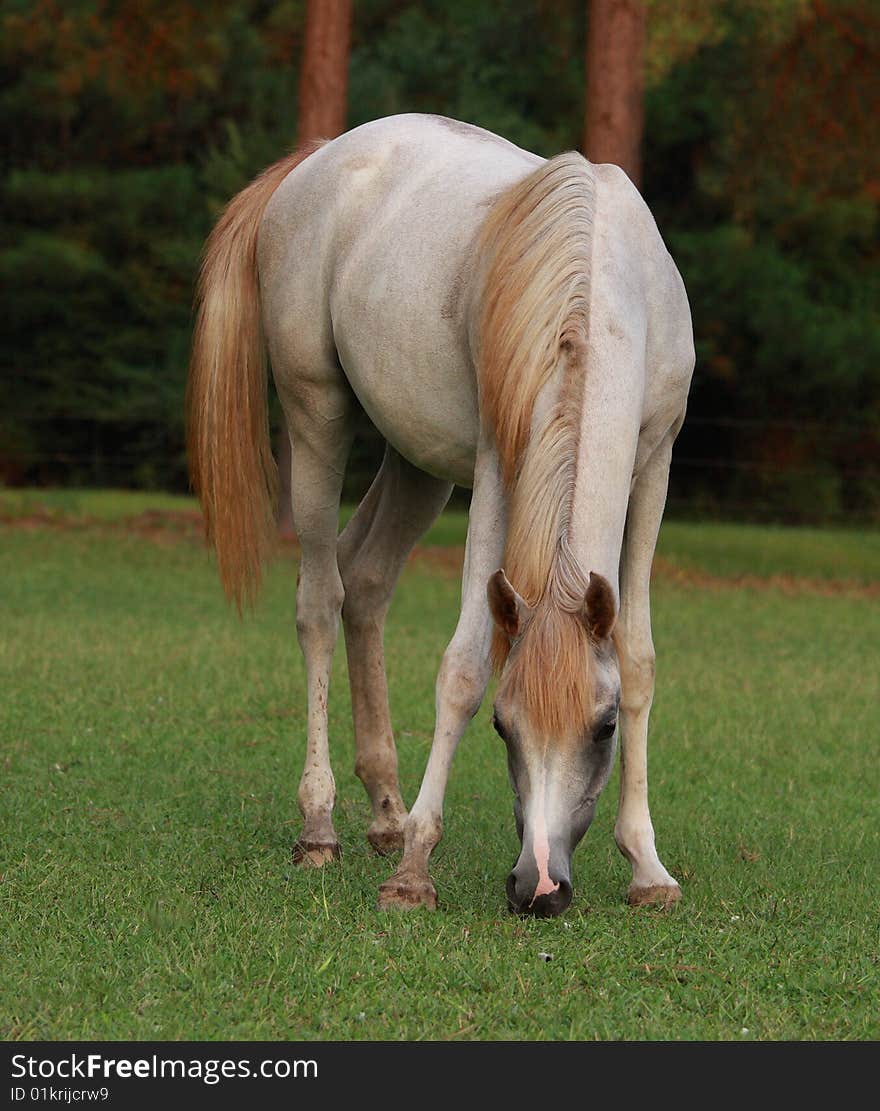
277,0,352,538
583,0,646,188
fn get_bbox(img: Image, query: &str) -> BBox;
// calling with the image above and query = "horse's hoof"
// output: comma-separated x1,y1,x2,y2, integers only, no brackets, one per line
367,823,405,856
627,883,681,909
377,875,438,911
292,839,340,867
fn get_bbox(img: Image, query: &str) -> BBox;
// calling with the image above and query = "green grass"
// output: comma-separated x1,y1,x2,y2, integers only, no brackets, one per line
0,486,197,522
657,519,880,584
1,494,878,1040
3,485,878,578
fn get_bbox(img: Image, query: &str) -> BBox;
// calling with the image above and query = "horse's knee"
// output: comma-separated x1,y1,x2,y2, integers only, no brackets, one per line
619,642,656,716
436,648,489,722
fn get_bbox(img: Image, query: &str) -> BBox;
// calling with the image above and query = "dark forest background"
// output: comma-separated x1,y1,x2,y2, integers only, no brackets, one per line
2,0,878,523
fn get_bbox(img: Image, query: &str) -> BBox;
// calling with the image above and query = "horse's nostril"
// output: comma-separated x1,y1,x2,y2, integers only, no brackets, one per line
506,870,522,912
552,877,573,914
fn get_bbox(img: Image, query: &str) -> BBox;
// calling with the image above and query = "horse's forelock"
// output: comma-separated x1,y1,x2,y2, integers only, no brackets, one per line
503,588,595,740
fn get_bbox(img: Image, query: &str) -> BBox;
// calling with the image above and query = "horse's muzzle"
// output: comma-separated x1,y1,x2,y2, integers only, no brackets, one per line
506,861,573,918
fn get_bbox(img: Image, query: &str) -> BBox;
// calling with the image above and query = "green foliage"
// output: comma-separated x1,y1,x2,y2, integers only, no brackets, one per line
349,0,585,156
644,0,880,521
1,0,878,519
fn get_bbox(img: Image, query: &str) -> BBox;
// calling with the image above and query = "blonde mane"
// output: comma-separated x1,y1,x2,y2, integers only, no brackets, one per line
476,152,596,737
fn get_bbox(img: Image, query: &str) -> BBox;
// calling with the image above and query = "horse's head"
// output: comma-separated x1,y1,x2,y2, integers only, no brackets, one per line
488,567,620,917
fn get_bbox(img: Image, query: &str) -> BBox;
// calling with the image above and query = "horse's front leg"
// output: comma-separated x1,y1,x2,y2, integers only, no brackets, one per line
378,442,506,910
614,430,682,906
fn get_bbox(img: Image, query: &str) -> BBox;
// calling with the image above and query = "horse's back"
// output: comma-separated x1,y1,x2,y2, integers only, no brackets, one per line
257,114,693,486
259,115,541,485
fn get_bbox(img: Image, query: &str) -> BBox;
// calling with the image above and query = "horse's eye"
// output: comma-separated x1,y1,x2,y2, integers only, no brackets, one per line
595,717,617,742
492,713,510,742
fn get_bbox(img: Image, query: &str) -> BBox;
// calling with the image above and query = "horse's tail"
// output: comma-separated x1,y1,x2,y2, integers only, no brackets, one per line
187,143,321,609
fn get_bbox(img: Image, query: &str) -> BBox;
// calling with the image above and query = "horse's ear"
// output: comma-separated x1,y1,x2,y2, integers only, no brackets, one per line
487,569,531,639
584,572,617,640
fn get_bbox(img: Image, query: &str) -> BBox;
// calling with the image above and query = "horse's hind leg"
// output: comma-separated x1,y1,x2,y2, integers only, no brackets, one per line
614,430,682,907
337,447,452,854
283,378,355,866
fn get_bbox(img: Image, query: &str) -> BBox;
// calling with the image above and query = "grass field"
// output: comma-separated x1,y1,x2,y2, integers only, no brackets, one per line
1,490,878,1040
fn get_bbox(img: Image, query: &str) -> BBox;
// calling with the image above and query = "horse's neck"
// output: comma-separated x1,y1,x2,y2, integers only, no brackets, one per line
566,352,644,600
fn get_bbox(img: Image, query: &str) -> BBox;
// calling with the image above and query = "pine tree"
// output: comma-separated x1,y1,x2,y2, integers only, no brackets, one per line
584,0,646,186
276,0,353,536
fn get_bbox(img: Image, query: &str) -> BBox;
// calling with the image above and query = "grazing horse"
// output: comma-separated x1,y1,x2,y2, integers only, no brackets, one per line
188,113,695,916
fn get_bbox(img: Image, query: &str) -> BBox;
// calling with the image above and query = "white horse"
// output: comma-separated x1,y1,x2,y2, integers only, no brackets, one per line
188,113,694,916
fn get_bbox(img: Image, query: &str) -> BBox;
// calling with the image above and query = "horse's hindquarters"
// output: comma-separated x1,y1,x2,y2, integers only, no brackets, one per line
259,115,544,489
328,178,488,488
